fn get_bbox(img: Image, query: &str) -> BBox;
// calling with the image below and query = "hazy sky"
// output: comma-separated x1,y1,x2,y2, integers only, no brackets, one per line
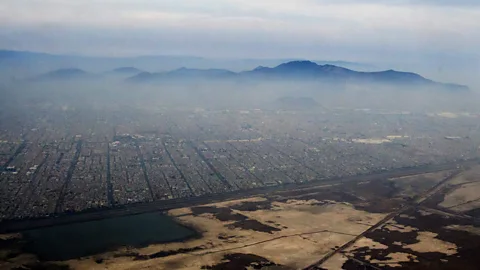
0,0,479,61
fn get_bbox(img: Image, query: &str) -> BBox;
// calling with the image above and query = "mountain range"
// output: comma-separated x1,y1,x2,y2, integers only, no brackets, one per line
0,50,377,80
124,61,468,91
0,49,468,91
27,60,469,91
32,68,95,81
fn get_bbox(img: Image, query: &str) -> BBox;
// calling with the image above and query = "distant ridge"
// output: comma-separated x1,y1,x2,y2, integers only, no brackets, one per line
25,58,469,91
33,68,94,81
166,67,236,78
0,49,379,75
126,68,236,82
126,60,469,91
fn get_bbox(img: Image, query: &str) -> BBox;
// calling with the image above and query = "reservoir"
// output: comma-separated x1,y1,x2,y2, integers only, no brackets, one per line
22,212,197,261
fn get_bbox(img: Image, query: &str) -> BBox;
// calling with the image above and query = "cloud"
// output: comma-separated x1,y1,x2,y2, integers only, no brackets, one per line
312,0,480,6
0,0,479,60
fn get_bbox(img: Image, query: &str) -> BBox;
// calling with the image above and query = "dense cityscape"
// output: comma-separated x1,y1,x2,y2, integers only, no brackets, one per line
2,0,480,268
1,102,479,221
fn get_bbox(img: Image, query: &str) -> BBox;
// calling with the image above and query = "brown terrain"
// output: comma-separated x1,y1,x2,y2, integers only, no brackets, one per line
2,166,480,270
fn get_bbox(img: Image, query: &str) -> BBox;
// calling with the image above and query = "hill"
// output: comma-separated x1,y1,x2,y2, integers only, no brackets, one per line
127,68,236,83
127,60,469,91
0,50,374,77
33,68,94,81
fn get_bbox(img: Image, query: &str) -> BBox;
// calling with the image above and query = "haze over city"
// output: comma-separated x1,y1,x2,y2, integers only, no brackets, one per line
1,1,480,270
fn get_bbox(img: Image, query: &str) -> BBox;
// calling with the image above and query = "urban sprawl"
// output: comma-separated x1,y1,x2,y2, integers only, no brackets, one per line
1,105,479,221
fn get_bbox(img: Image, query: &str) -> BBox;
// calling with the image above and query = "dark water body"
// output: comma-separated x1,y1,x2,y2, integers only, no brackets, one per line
22,212,197,261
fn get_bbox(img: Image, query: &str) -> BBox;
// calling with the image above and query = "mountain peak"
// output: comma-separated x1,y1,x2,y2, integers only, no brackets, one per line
124,60,468,91
276,61,319,70
34,68,92,81
43,68,88,78
254,66,267,71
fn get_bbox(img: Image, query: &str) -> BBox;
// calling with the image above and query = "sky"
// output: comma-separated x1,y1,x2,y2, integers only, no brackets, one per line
0,0,478,59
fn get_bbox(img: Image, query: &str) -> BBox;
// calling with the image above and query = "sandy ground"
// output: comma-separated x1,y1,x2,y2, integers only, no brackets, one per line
388,170,453,199
446,225,480,235
404,231,457,255
320,253,349,270
383,220,418,233
322,252,418,270
442,182,480,206
320,206,463,269
321,228,457,269
389,170,452,183
65,197,386,270
448,165,480,186
349,237,388,250
440,182,480,212
367,252,418,267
